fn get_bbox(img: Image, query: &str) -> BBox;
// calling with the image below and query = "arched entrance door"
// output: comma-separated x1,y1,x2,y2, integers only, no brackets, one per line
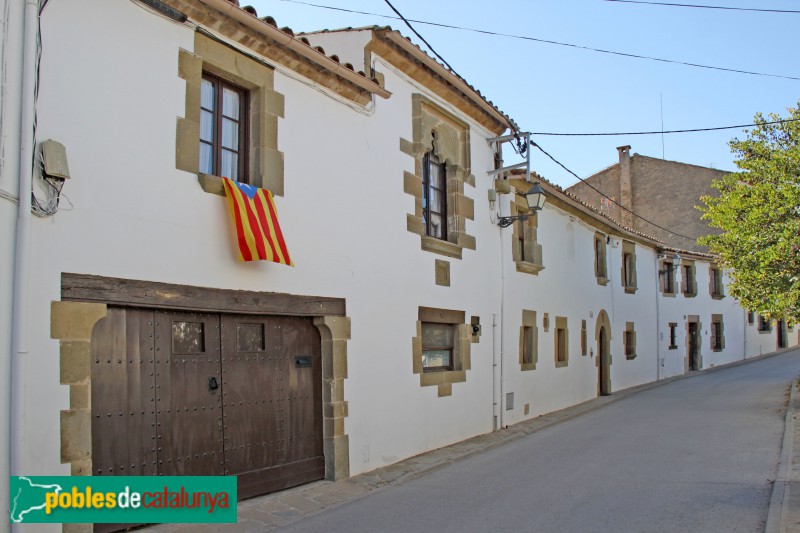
596,310,612,396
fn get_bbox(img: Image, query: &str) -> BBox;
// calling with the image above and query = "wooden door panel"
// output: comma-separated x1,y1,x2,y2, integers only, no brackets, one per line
221,315,323,499
283,317,323,465
155,311,224,476
91,308,157,533
91,308,157,477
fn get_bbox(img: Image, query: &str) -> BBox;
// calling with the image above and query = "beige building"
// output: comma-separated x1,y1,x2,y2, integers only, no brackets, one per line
567,146,730,253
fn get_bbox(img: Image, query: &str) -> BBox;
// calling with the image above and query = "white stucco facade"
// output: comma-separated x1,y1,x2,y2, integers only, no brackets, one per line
1,2,797,528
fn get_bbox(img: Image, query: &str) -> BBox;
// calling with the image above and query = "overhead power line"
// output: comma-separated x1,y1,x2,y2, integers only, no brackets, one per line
277,0,800,81
604,0,800,14
529,140,698,243
531,118,800,136
380,0,526,153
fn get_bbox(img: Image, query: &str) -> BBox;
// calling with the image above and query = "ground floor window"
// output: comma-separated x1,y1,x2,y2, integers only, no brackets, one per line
421,322,455,371
711,314,725,351
668,323,678,350
624,322,637,359
555,317,568,367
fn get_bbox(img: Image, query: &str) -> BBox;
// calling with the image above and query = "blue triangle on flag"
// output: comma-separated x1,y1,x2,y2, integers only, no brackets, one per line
236,181,259,200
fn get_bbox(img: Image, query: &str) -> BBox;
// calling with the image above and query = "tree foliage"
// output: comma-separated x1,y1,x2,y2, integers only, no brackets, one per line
699,104,800,324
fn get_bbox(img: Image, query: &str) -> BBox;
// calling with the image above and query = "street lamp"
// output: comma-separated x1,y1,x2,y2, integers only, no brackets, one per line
497,183,547,228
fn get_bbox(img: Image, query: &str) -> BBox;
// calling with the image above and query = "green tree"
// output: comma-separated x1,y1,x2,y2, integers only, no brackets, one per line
699,104,800,324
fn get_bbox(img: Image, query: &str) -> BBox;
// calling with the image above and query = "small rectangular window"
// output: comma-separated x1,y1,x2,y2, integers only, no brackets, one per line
523,326,535,365
711,315,724,351
747,311,755,325
237,323,265,352
682,264,696,296
668,323,678,350
621,241,636,291
519,310,538,370
172,321,205,354
594,235,607,280
662,261,675,294
710,268,724,297
581,320,587,356
624,322,637,359
421,322,454,371
758,315,772,333
554,316,568,367
556,329,567,363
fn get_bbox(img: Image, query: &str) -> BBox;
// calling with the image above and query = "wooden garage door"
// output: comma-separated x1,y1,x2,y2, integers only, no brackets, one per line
91,308,324,501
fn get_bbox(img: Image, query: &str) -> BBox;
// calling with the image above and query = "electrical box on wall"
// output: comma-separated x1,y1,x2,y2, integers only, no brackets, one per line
41,139,71,179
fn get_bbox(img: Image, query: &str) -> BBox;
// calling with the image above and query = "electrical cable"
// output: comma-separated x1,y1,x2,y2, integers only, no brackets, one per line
531,117,800,136
529,139,698,243
379,0,526,153
30,0,65,218
278,0,800,81
604,0,800,14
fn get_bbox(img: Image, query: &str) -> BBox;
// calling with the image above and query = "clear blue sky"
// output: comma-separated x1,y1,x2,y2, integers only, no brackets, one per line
250,0,799,187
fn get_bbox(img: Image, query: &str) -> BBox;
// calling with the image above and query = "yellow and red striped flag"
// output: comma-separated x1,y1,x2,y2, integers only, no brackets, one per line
221,178,294,266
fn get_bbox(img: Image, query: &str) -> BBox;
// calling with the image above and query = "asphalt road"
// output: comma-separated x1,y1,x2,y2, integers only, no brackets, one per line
281,350,800,533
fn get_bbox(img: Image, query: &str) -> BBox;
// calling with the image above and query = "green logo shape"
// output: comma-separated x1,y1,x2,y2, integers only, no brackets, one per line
10,476,237,524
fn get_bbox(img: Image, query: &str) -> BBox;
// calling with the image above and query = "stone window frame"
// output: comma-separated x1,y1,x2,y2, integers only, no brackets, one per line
709,265,725,299
710,314,725,352
412,306,471,397
681,260,697,298
660,259,677,297
623,321,637,360
53,273,352,522
178,33,286,197
668,322,678,350
511,196,544,275
519,310,538,371
620,240,637,294
594,233,609,285
747,311,755,325
554,316,569,368
402,94,476,260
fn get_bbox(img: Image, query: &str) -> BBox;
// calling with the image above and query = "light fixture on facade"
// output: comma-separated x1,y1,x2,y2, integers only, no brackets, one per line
497,183,547,228
658,253,682,277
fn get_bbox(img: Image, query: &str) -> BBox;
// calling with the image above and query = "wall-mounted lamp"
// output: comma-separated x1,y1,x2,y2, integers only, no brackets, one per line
497,183,547,228
657,253,682,276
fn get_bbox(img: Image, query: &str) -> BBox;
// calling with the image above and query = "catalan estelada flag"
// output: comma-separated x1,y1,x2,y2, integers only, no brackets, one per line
221,178,293,266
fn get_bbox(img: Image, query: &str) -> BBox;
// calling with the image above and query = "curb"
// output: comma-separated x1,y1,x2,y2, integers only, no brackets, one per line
765,371,798,533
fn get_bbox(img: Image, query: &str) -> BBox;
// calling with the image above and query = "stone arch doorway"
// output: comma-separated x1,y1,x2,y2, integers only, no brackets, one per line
596,310,612,396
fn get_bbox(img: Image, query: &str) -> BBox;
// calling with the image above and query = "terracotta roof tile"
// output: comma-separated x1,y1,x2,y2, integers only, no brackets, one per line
301,26,518,130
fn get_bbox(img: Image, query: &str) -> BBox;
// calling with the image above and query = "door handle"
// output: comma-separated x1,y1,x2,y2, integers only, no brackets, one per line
208,377,219,391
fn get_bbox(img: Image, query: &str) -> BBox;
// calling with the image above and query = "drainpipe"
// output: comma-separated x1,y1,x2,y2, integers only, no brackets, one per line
654,252,661,380
8,0,39,517
498,194,506,429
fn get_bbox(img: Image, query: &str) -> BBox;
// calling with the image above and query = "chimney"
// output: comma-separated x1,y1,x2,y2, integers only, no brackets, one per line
617,145,633,227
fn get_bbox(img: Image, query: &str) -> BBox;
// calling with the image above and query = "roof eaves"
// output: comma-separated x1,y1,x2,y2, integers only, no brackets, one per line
194,0,390,98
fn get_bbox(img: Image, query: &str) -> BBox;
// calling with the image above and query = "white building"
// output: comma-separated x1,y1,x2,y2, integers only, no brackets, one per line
0,0,795,529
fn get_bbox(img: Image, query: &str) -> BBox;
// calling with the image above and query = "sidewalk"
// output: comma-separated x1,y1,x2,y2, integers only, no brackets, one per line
766,357,800,533
142,348,799,532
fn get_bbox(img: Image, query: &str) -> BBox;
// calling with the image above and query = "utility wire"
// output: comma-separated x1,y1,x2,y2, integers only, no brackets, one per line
278,0,800,81
380,0,525,153
531,117,800,136
529,140,698,243
604,0,800,14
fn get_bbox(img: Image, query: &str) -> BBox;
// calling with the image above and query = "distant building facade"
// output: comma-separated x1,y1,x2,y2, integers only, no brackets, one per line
567,146,730,253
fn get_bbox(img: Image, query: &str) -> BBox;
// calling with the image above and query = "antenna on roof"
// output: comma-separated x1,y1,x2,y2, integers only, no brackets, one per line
660,93,665,160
